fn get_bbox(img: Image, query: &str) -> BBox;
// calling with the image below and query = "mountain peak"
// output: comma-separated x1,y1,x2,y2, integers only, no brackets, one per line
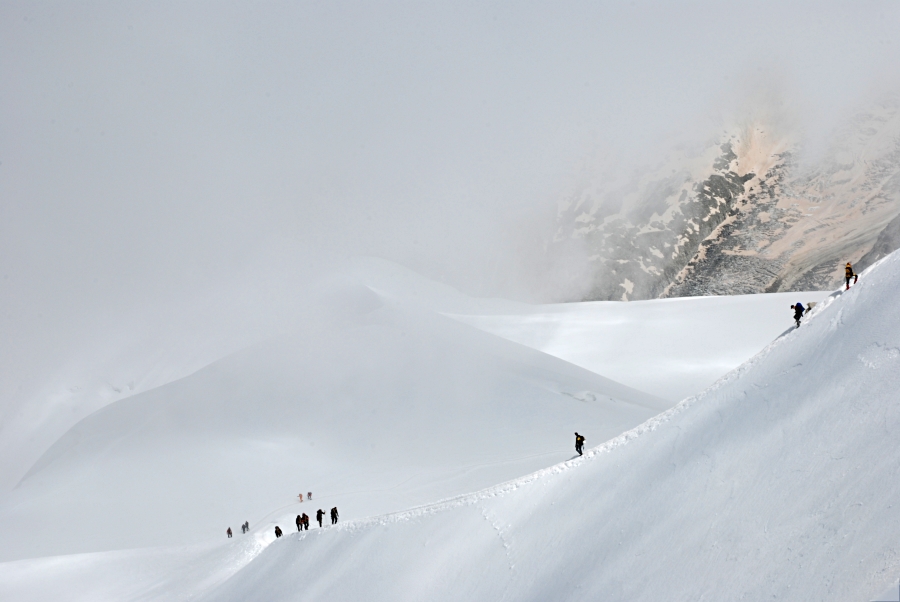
557,100,900,300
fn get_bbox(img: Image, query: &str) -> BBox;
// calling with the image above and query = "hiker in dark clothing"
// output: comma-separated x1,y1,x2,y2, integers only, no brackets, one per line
317,509,325,528
575,432,585,456
792,303,805,328
330,507,339,525
274,526,283,538
845,262,857,290
301,513,309,531
242,521,249,534
227,527,232,538
296,514,303,532
308,491,313,500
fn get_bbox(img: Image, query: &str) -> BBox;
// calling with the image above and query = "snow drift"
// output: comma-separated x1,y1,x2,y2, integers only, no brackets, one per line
199,253,900,601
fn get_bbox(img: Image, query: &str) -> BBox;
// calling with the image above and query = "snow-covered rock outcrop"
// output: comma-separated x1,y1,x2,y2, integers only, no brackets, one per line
558,99,900,300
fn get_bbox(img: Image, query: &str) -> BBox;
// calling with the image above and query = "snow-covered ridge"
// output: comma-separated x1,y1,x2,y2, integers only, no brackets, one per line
195,250,900,601
0,266,667,563
217,249,871,537
0,255,856,601
0,254,892,600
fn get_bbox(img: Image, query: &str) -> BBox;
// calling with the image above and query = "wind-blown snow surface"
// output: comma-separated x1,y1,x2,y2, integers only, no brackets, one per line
450,290,830,401
192,253,900,601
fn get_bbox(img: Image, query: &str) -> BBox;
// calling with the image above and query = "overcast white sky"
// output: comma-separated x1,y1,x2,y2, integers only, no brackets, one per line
1,1,899,485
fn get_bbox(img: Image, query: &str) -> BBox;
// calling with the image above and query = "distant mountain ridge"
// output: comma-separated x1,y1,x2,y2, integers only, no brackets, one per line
557,99,900,300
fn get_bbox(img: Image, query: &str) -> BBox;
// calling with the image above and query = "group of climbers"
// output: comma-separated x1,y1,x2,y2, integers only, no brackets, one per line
791,261,859,328
232,431,593,539
228,258,872,545
232,259,866,543
230,505,339,539
236,428,592,541
273,507,338,538
227,521,250,538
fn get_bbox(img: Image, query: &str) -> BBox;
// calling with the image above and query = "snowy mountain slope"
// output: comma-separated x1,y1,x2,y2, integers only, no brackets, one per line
0,528,280,602
0,261,870,600
0,250,320,495
335,258,831,401
193,252,900,601
0,321,256,495
0,282,663,562
0,543,229,602
558,98,900,300
449,289,831,401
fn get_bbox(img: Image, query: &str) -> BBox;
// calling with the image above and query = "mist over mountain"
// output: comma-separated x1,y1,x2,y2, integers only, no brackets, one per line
3,1,900,498
556,97,900,300
5,3,900,599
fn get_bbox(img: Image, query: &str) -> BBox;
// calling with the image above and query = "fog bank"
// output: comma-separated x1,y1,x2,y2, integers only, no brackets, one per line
2,1,899,488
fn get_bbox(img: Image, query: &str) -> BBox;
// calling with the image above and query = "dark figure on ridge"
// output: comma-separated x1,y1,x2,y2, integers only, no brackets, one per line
296,514,303,532
274,526,283,538
241,521,249,534
330,507,339,525
302,513,310,531
317,509,325,528
792,303,805,328
845,262,857,290
226,527,232,538
575,432,585,456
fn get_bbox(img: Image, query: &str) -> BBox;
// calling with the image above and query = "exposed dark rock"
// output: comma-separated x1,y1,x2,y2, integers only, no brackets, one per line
556,103,900,300
857,210,900,272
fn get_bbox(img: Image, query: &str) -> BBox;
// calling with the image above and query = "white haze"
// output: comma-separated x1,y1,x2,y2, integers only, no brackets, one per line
1,1,899,491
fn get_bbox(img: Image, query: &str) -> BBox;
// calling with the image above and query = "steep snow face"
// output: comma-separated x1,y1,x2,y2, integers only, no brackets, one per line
0,283,663,562
558,99,900,300
195,252,900,602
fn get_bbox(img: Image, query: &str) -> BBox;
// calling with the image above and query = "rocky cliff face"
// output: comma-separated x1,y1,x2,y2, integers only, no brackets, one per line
556,100,900,300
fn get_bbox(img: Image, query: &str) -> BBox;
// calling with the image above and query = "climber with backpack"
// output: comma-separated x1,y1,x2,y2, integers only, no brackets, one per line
792,303,805,328
845,262,858,290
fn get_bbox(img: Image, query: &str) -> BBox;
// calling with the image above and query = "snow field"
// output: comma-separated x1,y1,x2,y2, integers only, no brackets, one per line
198,253,900,601
0,258,868,600
449,289,831,401
0,279,663,562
